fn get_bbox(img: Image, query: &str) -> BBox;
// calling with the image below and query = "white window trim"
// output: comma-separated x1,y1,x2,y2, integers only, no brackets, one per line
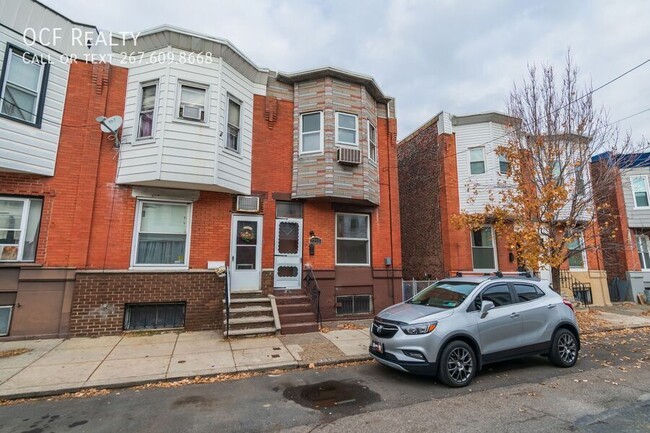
471,225,498,272
367,120,377,165
0,197,30,262
130,199,192,269
567,235,588,270
225,94,242,153
135,81,158,142
335,112,358,147
0,47,46,125
469,146,486,175
299,111,324,155
631,175,650,209
174,81,209,125
498,153,509,175
335,212,370,266
636,234,650,270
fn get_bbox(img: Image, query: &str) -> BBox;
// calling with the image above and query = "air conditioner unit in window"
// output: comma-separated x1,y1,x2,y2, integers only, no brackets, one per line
336,147,362,165
236,196,260,212
180,105,204,121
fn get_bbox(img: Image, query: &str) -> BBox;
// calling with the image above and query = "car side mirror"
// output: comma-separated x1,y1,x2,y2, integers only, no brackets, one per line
480,300,495,318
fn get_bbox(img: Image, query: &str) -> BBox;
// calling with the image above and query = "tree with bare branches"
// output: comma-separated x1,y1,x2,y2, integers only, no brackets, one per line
453,53,638,293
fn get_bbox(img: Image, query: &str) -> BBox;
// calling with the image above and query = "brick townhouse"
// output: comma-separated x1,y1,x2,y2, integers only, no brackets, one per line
397,111,610,306
0,2,402,339
592,152,650,303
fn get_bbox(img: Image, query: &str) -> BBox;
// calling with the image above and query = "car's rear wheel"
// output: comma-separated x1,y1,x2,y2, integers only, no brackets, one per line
549,329,578,368
438,341,476,387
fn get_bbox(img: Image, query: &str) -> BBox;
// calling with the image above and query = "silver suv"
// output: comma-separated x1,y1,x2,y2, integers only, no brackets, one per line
369,275,580,387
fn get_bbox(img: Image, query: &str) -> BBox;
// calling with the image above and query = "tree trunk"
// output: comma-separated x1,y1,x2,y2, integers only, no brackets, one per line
551,267,562,295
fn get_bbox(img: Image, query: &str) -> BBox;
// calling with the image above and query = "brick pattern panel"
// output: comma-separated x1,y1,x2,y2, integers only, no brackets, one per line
70,272,224,337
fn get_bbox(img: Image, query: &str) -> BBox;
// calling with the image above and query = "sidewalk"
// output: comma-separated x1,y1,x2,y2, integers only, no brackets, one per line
0,322,372,399
1,306,649,400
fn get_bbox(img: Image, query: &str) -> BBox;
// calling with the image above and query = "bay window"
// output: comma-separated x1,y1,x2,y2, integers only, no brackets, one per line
226,97,241,152
336,213,370,265
336,112,358,146
177,83,207,122
0,197,43,262
133,201,191,267
469,147,486,175
300,112,322,154
137,82,157,139
368,121,377,163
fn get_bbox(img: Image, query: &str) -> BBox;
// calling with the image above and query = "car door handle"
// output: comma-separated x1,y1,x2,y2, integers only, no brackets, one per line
510,312,520,318
547,304,556,309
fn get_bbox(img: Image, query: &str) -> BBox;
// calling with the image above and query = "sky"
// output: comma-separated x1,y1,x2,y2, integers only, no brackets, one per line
45,0,650,143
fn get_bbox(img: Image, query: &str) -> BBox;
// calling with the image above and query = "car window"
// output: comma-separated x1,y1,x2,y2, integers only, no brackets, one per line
408,281,479,309
514,283,545,302
480,284,513,307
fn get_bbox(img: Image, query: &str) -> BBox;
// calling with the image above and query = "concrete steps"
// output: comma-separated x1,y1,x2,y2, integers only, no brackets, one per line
274,291,320,335
224,293,279,338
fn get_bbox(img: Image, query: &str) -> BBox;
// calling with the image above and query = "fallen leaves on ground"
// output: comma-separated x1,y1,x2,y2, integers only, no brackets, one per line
0,388,110,407
0,348,32,358
576,310,611,334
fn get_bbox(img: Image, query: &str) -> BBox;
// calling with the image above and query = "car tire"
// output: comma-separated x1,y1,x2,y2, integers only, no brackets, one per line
437,341,476,388
549,329,579,368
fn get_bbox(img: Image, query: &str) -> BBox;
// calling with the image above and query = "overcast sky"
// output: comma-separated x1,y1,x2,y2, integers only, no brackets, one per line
46,0,650,142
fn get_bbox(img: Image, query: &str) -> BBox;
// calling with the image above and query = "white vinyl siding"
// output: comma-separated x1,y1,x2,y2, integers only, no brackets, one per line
335,112,358,146
0,197,43,262
336,213,370,265
116,48,257,195
471,226,497,271
300,111,323,154
0,27,69,176
132,200,191,268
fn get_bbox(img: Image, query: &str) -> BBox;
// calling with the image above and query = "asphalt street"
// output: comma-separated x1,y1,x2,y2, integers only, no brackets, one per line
0,329,648,433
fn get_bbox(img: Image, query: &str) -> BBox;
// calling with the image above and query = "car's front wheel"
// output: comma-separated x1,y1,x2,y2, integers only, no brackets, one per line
549,329,579,368
438,341,476,387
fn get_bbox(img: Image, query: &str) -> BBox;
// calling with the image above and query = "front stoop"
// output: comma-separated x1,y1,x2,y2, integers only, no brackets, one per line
275,291,319,334
224,292,277,337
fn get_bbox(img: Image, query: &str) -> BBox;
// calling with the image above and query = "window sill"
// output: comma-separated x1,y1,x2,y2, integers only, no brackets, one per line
223,147,243,159
133,138,156,146
299,151,324,157
368,159,378,168
335,143,359,148
172,118,211,128
0,112,40,129
128,266,190,272
0,262,41,267
335,263,371,267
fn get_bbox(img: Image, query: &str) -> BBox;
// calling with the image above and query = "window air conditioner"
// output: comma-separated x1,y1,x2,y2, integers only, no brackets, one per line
236,196,260,212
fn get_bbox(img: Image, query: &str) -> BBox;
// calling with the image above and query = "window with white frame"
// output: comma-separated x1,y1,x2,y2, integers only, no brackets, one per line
469,147,486,175
498,153,509,174
0,45,48,126
137,82,157,139
368,121,377,163
300,112,322,154
0,305,12,336
336,213,370,265
0,197,43,262
336,112,358,146
631,176,649,208
567,235,586,269
471,226,496,271
226,97,241,152
133,201,190,266
636,234,650,270
177,83,207,122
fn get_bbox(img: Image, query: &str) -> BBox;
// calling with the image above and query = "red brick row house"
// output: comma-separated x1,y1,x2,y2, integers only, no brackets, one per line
397,111,611,305
0,2,402,339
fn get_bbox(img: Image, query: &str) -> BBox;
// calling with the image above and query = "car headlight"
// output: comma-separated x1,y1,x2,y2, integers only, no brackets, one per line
400,322,437,335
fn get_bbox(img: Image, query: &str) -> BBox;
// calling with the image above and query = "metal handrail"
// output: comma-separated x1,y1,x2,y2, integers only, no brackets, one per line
225,266,231,337
303,267,322,328
560,269,593,306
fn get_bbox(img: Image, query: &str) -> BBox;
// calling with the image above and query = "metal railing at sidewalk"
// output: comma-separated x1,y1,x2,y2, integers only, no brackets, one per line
225,266,231,337
560,269,593,306
303,267,322,328
402,279,437,301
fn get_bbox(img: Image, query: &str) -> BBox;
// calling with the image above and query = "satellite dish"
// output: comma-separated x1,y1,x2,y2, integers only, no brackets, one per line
99,115,123,133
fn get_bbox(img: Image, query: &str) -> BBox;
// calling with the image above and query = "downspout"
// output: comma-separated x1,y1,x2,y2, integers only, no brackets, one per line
386,100,395,302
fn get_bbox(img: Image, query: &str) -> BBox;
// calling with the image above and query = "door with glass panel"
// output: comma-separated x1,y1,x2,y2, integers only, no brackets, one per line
230,215,263,292
274,202,303,289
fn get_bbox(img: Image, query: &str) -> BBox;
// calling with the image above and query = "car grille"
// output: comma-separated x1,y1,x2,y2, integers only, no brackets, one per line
372,320,399,338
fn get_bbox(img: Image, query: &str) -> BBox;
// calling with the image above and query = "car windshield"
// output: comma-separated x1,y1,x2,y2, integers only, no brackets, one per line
407,281,479,309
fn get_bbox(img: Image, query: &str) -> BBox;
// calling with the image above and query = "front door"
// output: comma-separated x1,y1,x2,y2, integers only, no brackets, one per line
230,215,263,292
273,218,303,288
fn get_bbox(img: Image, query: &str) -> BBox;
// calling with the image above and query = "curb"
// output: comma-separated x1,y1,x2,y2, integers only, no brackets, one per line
581,323,650,336
0,354,373,401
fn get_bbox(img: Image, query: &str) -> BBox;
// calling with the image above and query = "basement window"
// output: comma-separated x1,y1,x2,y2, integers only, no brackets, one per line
124,303,185,330
336,295,372,315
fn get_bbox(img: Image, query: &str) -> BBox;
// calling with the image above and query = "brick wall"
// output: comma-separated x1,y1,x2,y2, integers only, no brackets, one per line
70,271,224,336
